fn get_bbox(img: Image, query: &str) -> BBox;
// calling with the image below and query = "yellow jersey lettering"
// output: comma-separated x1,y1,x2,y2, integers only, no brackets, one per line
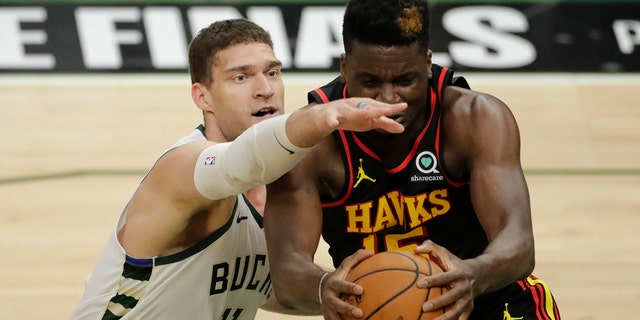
384,227,427,252
429,189,450,217
404,193,432,229
385,190,405,227
345,188,451,234
345,201,374,233
362,234,375,251
373,194,398,232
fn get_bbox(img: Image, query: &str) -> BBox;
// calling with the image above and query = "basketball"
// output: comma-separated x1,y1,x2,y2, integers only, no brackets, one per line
341,250,448,320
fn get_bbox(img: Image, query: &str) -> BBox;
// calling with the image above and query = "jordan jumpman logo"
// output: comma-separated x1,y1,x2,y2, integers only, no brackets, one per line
353,158,376,188
503,303,523,320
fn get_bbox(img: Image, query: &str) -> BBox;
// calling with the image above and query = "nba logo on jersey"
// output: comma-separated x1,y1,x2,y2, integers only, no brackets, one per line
205,156,216,165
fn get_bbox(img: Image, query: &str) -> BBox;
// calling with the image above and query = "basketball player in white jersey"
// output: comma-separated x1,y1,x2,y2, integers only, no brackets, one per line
69,19,406,320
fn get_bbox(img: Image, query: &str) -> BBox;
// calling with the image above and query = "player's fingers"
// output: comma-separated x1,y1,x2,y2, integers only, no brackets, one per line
415,239,440,254
321,305,344,320
327,295,364,319
366,101,407,114
458,309,472,320
421,287,454,312
333,300,363,319
359,101,406,120
429,295,472,320
416,240,457,272
342,98,405,119
374,116,405,133
353,98,406,112
322,278,364,319
339,249,375,274
418,272,450,288
326,98,406,132
331,277,363,297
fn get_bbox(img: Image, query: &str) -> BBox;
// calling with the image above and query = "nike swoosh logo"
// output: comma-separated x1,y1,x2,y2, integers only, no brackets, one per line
236,215,248,223
274,132,294,155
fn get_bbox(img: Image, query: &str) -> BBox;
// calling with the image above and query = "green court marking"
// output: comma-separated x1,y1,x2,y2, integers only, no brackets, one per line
1,168,638,185
525,168,640,176
0,169,146,185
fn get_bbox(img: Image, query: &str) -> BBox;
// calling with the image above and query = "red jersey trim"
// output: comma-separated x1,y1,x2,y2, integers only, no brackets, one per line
517,276,561,320
321,130,355,208
434,67,468,188
314,88,330,103
349,86,438,174
437,66,448,104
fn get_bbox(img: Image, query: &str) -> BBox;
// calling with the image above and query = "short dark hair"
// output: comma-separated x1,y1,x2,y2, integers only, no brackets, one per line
188,19,273,86
342,0,431,53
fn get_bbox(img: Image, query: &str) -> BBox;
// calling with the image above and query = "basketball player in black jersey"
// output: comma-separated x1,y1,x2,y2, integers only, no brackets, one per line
264,0,561,319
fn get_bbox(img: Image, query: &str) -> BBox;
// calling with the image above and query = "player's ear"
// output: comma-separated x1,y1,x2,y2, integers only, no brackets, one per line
192,82,213,112
339,53,347,84
426,49,433,79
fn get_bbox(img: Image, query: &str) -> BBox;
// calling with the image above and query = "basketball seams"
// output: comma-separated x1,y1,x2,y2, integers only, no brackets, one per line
342,251,447,320
364,270,419,319
350,268,428,282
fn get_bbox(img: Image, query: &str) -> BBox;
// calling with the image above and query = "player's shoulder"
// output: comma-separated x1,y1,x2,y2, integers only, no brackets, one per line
443,85,510,118
145,140,218,195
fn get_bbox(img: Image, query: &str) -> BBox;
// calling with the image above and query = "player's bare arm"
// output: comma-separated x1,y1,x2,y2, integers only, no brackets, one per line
416,88,534,318
265,141,373,319
264,149,327,312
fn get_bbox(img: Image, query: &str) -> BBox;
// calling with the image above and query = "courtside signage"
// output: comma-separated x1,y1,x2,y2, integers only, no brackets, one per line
1,3,638,72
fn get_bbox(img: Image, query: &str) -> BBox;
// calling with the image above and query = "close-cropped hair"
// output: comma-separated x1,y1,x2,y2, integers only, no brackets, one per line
342,0,431,53
188,19,273,86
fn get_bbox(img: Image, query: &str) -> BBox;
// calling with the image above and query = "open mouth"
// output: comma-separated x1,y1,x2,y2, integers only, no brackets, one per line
252,107,276,117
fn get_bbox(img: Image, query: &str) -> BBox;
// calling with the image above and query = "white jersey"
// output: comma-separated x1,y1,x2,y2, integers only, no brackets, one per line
70,126,271,320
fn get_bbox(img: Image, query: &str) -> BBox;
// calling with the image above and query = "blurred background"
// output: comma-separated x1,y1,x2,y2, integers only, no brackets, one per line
1,0,639,319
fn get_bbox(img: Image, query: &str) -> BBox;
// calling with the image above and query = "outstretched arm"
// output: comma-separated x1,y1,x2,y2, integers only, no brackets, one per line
121,98,405,258
194,98,405,200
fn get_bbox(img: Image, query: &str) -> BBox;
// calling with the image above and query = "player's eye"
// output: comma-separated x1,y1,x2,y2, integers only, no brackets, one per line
395,77,415,87
361,79,379,88
267,70,280,78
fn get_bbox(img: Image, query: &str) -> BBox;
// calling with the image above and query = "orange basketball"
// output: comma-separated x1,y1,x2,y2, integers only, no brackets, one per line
341,250,448,320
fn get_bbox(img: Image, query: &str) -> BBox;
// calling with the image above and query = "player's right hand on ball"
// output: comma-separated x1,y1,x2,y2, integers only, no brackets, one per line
416,240,473,320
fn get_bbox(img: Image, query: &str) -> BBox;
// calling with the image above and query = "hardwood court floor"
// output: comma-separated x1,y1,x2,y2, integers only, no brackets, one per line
0,73,638,319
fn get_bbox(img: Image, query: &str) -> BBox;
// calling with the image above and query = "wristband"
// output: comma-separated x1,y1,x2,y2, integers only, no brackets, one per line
318,272,329,305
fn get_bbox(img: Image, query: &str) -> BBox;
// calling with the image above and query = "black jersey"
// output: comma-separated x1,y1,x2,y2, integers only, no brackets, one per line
308,65,560,319
308,65,482,267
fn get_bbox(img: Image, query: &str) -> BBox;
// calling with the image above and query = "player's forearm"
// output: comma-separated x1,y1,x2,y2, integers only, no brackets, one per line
469,229,534,295
260,293,320,316
194,114,310,200
270,253,327,313
264,168,328,312
285,103,340,148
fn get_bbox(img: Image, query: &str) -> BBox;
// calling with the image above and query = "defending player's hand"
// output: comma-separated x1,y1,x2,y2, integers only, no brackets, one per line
415,240,474,320
319,249,375,320
323,98,407,133
287,98,407,149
